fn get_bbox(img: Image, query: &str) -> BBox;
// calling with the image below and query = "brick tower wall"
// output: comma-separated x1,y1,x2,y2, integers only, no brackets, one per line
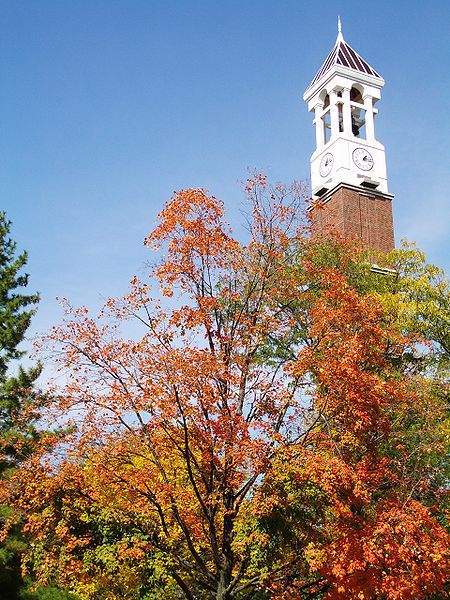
310,185,395,252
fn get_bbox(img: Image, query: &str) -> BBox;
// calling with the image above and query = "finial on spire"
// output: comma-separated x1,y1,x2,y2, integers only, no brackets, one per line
337,16,343,41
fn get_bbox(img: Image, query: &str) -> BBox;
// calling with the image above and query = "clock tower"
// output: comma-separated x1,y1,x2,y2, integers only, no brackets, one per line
304,19,394,252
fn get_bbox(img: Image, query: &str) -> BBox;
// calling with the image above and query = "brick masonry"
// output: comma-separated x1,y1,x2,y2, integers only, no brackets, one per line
310,184,395,252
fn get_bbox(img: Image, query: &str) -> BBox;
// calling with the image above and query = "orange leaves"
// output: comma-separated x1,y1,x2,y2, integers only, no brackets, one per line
144,188,238,297
4,178,448,599
145,188,225,250
289,265,407,445
315,500,450,600
244,171,268,195
169,296,219,331
103,275,152,319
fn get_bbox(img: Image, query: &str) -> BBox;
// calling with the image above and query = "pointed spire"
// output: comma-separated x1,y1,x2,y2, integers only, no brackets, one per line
305,18,382,92
337,16,343,42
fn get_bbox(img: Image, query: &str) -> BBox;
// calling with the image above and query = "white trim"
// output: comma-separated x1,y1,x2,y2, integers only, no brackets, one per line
304,64,384,103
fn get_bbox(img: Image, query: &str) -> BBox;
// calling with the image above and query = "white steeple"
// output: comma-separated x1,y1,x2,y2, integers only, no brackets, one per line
337,15,343,41
304,20,388,199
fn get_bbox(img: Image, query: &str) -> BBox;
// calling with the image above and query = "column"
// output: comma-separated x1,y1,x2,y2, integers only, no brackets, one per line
363,94,375,142
342,87,352,136
313,102,325,149
330,90,339,139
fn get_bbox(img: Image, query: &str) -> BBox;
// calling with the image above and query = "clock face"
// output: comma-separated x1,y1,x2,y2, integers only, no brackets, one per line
352,147,374,171
319,153,334,177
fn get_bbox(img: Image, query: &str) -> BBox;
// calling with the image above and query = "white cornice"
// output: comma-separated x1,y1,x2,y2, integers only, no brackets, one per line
303,64,385,103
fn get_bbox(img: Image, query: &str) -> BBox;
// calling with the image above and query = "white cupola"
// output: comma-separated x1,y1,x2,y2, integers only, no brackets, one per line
304,18,389,199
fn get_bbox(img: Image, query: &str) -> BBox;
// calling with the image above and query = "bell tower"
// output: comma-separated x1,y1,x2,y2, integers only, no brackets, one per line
304,19,394,252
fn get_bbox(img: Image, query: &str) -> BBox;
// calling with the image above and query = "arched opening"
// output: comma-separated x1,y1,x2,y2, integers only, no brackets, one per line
350,86,366,138
336,90,344,133
320,92,331,144
350,87,363,104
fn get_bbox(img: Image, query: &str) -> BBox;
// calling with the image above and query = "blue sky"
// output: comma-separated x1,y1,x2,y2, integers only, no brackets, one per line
2,0,449,343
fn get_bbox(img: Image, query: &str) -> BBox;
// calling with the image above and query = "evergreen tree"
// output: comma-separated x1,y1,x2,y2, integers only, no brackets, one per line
0,210,41,474
0,211,41,599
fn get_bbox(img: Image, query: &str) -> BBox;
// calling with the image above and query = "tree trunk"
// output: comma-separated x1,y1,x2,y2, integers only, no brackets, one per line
216,573,231,600
216,498,234,600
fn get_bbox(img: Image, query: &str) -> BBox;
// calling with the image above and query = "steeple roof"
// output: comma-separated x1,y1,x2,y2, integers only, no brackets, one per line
307,18,382,91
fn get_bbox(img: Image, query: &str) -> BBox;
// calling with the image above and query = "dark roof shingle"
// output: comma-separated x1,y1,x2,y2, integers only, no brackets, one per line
308,36,381,90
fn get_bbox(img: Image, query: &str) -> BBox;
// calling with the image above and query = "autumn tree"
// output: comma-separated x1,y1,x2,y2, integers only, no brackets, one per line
254,241,449,599
2,179,448,600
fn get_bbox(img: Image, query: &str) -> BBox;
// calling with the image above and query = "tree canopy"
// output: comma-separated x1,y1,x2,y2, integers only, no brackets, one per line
2,179,448,600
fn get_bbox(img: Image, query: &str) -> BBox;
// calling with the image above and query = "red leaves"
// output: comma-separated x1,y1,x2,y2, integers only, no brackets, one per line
290,267,407,445
4,180,448,599
315,500,449,600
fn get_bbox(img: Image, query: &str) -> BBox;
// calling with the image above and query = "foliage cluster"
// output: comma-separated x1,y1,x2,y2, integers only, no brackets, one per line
1,181,448,600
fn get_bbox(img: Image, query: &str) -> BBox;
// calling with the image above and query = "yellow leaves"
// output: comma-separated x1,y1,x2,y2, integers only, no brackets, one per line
305,542,326,571
9,180,448,599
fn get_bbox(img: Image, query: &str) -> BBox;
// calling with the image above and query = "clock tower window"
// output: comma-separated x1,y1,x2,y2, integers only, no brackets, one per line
319,92,332,144
323,109,332,143
351,105,366,137
350,86,363,103
337,101,344,133
350,86,366,138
